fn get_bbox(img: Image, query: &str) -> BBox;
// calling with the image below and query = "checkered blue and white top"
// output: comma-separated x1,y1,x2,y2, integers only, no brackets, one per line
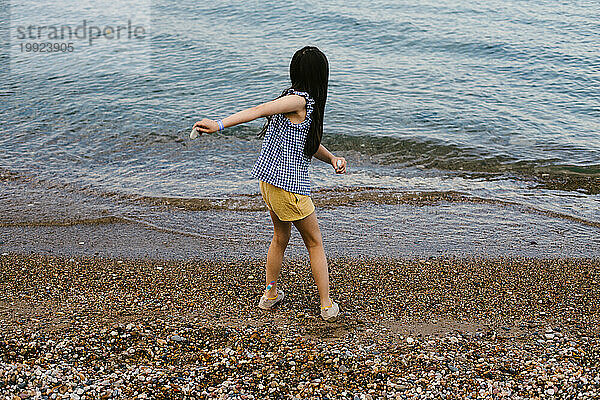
251,88,316,196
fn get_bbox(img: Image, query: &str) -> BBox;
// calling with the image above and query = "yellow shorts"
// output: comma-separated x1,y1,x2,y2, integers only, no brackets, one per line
259,181,315,222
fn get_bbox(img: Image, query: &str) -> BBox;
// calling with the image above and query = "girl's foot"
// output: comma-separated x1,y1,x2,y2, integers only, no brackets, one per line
320,298,333,308
258,289,285,310
321,300,339,322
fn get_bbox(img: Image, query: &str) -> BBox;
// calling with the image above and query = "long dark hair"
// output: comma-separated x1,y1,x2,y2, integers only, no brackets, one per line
258,46,329,159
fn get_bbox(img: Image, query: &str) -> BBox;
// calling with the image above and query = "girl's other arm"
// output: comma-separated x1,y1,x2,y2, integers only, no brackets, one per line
314,144,346,174
193,95,306,134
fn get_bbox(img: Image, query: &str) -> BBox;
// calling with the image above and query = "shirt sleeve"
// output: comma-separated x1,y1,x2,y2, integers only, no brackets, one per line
287,89,315,117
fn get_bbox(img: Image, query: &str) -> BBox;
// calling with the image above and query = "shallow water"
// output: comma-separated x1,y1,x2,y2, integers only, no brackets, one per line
1,0,599,256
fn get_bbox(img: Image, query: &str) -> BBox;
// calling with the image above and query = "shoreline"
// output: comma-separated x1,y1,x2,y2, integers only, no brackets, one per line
3,168,600,262
3,202,600,261
1,252,599,398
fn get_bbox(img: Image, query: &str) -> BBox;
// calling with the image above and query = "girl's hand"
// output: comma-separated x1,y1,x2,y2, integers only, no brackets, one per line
331,156,347,174
193,118,219,134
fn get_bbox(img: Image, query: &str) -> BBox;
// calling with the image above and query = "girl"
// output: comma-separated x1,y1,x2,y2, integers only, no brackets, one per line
191,46,346,322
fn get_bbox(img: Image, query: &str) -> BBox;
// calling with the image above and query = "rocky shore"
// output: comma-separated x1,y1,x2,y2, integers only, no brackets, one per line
1,253,599,399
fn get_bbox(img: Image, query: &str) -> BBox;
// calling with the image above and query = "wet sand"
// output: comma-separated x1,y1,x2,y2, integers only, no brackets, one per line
1,253,599,399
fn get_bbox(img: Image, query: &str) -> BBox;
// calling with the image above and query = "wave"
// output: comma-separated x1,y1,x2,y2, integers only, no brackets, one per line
3,120,600,201
323,133,599,172
2,186,599,230
130,188,600,229
2,167,598,230
321,134,599,194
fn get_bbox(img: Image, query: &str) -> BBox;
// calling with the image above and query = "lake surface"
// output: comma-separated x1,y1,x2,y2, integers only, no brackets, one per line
1,0,599,257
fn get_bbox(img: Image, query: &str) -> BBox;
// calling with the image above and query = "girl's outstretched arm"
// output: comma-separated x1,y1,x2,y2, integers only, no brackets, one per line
193,94,307,134
314,144,346,174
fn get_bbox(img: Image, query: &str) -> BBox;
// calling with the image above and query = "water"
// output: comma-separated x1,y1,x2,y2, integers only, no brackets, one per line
1,0,599,257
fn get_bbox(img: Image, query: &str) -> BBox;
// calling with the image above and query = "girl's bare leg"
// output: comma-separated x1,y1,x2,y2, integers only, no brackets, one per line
265,210,291,297
292,211,333,308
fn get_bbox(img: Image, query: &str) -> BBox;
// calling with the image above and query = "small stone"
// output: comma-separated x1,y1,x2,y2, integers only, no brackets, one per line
170,334,184,342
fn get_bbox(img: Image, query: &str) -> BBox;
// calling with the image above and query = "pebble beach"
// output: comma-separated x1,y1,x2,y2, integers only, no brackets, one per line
1,253,599,399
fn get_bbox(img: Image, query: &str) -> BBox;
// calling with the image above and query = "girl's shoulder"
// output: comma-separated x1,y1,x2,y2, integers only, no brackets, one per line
284,88,315,108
